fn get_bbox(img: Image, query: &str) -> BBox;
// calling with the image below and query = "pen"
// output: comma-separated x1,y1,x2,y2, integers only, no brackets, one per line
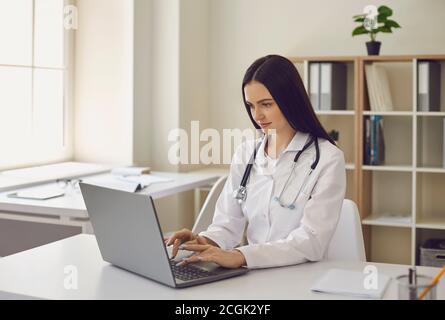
418,265,445,300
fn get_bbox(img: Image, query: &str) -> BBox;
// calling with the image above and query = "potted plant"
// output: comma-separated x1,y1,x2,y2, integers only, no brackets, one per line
352,5,401,55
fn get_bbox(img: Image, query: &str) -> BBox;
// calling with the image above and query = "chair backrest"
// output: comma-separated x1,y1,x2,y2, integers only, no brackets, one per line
326,199,366,262
192,175,228,234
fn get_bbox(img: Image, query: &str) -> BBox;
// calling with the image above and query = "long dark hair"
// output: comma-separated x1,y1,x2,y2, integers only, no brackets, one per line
242,55,336,145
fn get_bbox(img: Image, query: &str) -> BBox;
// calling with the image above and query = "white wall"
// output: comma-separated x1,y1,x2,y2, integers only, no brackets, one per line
150,0,212,231
179,0,211,172
208,0,445,133
74,0,134,165
133,0,152,167
150,0,180,172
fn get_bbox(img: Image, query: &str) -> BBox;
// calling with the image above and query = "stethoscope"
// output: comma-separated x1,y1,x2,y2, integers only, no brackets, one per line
233,134,320,210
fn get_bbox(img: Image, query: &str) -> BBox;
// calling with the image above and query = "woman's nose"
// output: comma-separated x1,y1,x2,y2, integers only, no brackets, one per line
252,108,264,121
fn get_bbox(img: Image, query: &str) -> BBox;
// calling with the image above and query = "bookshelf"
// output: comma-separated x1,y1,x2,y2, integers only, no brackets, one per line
290,54,445,266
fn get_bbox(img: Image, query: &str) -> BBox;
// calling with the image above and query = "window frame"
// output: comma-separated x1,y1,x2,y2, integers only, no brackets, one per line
0,0,74,170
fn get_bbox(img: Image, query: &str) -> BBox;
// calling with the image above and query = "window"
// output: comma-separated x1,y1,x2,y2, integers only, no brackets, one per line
0,0,72,169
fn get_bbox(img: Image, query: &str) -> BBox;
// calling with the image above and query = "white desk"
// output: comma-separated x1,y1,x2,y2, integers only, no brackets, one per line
0,162,112,193
0,169,226,233
0,234,443,300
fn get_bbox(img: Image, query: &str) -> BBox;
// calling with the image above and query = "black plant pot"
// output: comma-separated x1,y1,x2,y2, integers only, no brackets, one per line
366,41,381,55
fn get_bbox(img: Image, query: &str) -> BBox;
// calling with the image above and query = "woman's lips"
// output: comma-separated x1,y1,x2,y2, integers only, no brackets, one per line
259,122,271,128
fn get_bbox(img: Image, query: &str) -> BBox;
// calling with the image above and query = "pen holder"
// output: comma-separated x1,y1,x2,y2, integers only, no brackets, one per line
396,274,437,300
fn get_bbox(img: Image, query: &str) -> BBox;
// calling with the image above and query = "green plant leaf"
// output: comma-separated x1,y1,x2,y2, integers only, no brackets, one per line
353,14,366,19
377,26,392,33
377,15,388,23
385,19,401,28
354,17,365,23
352,26,369,36
378,5,393,17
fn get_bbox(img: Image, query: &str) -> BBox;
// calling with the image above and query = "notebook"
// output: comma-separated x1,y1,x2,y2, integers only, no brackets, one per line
311,268,391,299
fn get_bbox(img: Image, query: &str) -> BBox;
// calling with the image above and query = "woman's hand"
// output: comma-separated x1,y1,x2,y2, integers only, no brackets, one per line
164,229,217,259
177,243,247,269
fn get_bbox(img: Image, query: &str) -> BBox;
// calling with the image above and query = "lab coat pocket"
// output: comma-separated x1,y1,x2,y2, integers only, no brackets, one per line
270,199,306,237
271,175,312,233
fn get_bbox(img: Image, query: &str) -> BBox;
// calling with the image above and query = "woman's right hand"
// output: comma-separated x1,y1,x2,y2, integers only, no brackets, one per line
164,228,216,259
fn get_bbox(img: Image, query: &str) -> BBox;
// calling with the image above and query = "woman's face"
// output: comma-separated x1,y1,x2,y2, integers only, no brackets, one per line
244,81,293,135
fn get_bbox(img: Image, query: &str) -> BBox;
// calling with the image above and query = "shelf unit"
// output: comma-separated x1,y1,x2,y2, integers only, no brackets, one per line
290,55,445,266
292,56,360,203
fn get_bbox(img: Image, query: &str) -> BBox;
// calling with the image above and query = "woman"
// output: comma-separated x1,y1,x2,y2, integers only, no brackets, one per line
166,55,346,269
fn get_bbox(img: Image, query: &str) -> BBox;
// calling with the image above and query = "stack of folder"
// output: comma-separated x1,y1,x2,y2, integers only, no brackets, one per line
309,62,347,111
417,61,441,112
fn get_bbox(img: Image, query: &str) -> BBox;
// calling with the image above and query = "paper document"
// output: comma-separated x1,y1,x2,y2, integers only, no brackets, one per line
116,175,173,186
111,167,151,176
85,174,173,193
7,186,65,200
311,268,391,299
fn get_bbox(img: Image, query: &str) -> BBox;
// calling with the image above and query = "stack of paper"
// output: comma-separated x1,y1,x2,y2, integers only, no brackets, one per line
365,64,394,112
111,167,151,176
311,268,391,299
85,174,173,193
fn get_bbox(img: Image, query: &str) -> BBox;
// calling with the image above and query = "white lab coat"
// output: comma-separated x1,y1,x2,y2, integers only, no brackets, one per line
199,131,346,269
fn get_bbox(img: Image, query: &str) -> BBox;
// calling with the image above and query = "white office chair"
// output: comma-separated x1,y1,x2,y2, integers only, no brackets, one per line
192,175,228,234
326,199,366,262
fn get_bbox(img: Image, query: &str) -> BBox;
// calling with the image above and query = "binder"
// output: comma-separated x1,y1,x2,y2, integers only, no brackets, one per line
320,63,347,110
370,116,375,164
309,63,320,110
375,116,385,165
366,116,385,165
418,61,441,112
364,117,371,165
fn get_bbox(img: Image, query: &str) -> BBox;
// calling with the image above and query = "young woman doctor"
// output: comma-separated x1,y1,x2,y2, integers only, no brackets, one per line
166,55,346,269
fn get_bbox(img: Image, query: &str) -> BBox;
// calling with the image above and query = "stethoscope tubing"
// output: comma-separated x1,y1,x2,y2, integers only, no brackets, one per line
234,134,320,208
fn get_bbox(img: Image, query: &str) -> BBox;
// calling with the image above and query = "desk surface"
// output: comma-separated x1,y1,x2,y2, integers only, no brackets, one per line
0,234,443,300
0,162,112,193
0,170,225,219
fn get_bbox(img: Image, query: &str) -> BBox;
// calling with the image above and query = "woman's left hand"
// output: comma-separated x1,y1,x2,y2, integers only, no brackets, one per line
178,244,247,269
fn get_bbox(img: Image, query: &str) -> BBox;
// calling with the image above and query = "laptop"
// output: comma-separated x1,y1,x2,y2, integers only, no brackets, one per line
79,183,248,288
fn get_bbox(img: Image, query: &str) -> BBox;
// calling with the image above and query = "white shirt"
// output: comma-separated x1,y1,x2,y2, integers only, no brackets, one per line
199,131,346,269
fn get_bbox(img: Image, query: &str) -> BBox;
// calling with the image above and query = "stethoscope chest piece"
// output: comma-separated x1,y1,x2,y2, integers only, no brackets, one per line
233,186,247,204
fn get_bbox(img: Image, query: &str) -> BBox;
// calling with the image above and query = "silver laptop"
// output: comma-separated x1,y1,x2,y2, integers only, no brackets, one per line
79,183,248,288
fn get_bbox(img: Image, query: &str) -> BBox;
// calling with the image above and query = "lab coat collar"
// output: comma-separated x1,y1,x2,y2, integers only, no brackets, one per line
284,131,311,152
255,131,310,167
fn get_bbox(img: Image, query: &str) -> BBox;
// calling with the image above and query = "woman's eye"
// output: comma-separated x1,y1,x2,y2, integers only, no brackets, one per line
262,103,272,108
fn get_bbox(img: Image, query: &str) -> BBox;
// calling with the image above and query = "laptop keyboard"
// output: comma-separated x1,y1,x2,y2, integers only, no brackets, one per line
170,260,213,281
